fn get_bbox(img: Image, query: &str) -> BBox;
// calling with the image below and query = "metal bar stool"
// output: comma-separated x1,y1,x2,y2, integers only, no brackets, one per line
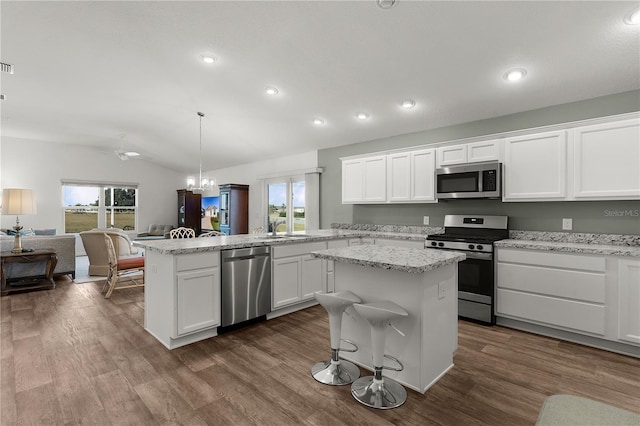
311,291,362,385
351,300,408,409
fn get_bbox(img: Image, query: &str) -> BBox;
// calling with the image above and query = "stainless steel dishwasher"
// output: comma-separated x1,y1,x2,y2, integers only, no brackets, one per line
220,246,271,327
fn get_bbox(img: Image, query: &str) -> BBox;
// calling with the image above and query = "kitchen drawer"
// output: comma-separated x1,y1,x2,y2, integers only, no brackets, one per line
497,263,605,303
497,249,605,272
496,289,605,335
176,251,219,272
272,241,327,259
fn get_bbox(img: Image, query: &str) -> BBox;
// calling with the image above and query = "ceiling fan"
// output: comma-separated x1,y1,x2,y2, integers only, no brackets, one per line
114,149,142,161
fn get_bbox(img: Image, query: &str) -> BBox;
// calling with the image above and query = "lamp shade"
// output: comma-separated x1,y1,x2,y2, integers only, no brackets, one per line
1,188,37,215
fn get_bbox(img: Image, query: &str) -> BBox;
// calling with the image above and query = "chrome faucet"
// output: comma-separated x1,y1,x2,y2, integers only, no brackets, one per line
271,220,282,236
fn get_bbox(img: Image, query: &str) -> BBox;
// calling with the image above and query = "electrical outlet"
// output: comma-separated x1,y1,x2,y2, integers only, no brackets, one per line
423,216,430,225
562,218,572,231
438,282,445,299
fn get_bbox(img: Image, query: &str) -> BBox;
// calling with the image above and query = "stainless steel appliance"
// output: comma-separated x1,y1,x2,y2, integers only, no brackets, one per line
220,246,271,327
436,161,502,199
426,215,508,325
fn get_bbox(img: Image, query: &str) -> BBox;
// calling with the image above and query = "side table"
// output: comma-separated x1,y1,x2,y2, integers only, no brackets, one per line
1,250,58,296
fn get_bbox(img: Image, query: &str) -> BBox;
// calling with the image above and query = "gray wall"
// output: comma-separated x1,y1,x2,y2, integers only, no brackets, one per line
318,90,640,234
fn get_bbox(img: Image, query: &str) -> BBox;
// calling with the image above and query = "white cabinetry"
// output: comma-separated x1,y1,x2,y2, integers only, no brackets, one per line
387,149,436,202
144,250,221,349
326,239,349,292
436,140,502,167
342,155,386,203
437,145,467,167
496,247,640,352
617,259,640,345
175,253,221,337
503,130,568,201
272,241,327,309
572,118,640,200
496,248,606,335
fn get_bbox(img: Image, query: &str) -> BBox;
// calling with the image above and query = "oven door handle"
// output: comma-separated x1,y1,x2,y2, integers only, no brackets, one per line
464,251,493,261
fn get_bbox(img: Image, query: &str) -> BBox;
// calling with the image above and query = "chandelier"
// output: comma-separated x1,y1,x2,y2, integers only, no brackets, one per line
187,111,214,193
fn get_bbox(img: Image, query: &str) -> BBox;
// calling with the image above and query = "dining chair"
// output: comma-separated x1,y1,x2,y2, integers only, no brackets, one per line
169,227,196,239
103,233,144,298
199,230,226,237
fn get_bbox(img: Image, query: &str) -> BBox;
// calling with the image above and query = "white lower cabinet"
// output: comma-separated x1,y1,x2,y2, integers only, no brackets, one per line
174,252,221,337
326,239,349,292
176,268,220,336
144,250,221,349
617,259,640,345
496,248,640,350
272,241,327,309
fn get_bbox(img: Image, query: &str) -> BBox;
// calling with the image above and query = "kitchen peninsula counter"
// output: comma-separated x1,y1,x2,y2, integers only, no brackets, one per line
133,228,434,254
312,245,466,394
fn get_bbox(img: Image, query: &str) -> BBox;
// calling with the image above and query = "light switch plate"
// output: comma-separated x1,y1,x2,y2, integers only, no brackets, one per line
423,216,430,225
562,218,572,230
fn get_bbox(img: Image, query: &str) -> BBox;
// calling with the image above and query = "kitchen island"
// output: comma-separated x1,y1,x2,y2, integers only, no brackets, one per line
133,229,434,349
311,244,466,394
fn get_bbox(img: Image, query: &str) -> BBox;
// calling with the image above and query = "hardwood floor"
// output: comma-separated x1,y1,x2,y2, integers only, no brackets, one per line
1,276,638,425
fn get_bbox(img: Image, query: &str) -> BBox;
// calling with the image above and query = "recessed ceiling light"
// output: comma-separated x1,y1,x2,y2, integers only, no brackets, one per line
503,68,527,82
356,112,370,120
265,86,279,95
201,55,216,64
624,8,640,25
401,99,416,109
376,0,397,10
124,151,140,157
313,118,325,125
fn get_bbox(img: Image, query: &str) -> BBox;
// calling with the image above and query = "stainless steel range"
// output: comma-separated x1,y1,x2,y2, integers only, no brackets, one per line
426,215,508,325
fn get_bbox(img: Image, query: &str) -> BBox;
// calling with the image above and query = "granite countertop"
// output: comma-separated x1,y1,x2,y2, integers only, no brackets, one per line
133,229,432,255
495,239,640,257
311,244,466,274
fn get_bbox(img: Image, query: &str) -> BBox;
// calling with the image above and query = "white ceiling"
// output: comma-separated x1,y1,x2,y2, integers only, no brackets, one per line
1,1,639,174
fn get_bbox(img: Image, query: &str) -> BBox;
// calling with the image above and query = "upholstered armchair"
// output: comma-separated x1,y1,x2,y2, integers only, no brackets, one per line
80,229,140,276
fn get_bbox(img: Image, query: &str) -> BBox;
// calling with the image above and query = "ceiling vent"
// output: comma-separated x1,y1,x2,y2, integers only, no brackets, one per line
1,62,14,74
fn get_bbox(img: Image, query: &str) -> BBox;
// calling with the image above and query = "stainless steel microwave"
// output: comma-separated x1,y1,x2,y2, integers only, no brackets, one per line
436,162,502,199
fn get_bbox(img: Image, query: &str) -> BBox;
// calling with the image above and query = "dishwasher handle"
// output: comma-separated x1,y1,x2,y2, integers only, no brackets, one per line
224,253,270,262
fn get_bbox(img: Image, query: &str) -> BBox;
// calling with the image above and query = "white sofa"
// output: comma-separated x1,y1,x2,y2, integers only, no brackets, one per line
80,229,140,276
1,234,76,278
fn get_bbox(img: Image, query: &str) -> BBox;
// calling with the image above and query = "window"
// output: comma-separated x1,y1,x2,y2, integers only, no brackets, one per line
63,183,137,233
267,179,305,233
264,170,320,234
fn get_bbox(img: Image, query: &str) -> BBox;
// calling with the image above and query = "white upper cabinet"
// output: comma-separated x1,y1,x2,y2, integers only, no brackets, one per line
387,152,411,202
572,118,640,200
411,149,436,201
503,130,568,201
343,149,434,204
387,148,436,202
437,145,467,167
436,140,502,167
467,140,503,163
342,155,386,204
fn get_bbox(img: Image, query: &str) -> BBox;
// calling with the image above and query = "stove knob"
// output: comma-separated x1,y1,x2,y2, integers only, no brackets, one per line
477,245,484,251
437,242,444,247
468,244,475,250
430,241,437,247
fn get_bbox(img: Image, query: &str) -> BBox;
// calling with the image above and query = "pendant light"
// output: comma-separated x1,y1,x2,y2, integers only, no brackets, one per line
187,111,214,193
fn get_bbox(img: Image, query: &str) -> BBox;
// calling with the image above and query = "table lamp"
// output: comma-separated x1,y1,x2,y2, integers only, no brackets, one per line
1,188,37,253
